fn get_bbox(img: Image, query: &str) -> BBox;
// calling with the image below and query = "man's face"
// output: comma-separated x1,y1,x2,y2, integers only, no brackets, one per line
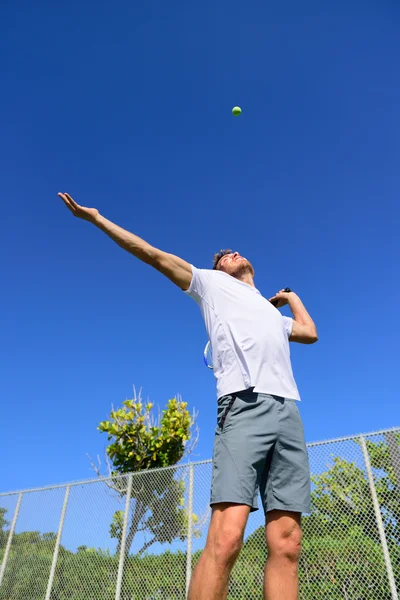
217,252,255,278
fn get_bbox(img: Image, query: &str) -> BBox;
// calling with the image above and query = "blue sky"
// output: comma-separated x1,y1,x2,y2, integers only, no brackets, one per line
1,0,399,494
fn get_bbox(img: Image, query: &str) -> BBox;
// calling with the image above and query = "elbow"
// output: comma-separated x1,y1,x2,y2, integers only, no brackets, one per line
303,326,318,344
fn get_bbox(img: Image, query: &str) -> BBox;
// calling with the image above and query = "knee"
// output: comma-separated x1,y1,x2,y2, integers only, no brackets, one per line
209,525,244,566
268,525,302,564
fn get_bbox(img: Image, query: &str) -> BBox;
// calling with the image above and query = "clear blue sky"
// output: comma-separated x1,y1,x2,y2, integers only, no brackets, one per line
1,0,399,493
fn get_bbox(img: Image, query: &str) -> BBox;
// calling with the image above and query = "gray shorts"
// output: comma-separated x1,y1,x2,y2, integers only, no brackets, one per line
210,390,311,514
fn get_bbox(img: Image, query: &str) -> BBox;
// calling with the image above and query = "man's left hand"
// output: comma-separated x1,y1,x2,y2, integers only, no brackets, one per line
269,289,293,308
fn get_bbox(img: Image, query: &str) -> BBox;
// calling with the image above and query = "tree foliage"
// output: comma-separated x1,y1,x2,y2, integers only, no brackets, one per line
98,394,193,471
97,391,199,555
0,508,9,550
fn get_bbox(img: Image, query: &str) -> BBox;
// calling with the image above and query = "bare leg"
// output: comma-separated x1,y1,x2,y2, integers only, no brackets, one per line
264,510,302,600
188,503,251,600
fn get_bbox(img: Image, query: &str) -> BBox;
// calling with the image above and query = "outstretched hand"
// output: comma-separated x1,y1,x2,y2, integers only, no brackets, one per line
269,289,293,308
58,192,99,222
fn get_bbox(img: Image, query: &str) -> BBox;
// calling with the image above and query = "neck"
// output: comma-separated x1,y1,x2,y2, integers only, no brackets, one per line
235,272,255,287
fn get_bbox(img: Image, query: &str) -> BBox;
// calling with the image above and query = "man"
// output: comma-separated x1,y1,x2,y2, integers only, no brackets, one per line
58,192,318,600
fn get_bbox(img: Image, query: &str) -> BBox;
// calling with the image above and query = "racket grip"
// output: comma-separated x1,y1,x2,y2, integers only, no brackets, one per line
270,287,292,307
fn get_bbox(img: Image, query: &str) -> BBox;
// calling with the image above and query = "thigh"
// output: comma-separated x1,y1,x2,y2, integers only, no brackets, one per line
261,399,311,514
211,391,277,512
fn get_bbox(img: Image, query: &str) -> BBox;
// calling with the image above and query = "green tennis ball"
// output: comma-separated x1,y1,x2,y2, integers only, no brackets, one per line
232,106,242,116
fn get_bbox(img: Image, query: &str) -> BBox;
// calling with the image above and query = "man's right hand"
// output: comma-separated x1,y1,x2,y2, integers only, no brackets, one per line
58,192,99,223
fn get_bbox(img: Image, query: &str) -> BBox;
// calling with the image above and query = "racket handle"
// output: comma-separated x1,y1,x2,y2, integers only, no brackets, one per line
270,287,292,307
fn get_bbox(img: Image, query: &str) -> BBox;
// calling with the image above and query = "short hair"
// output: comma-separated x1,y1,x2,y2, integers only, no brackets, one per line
213,249,232,270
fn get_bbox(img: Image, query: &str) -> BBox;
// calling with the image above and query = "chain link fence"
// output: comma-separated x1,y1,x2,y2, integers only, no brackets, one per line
0,428,399,599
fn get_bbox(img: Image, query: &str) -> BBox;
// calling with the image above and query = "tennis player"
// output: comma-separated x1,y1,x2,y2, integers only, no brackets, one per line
58,192,318,600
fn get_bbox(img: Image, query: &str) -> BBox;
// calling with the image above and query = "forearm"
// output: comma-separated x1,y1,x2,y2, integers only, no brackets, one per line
288,293,317,332
93,213,158,265
91,212,192,289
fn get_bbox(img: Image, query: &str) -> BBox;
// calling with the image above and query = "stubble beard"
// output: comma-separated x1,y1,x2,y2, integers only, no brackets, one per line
231,259,254,280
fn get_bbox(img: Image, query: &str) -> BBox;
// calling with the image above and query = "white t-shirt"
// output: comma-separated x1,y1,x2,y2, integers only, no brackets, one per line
185,266,300,401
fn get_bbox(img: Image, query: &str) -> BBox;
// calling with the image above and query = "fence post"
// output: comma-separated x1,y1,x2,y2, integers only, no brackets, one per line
45,485,70,600
0,492,23,587
185,463,194,598
115,473,133,600
360,436,398,600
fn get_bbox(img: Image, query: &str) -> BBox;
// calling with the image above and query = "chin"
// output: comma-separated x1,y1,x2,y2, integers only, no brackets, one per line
233,262,255,278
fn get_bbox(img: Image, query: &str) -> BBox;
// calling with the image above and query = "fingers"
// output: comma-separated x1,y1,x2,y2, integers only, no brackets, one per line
269,289,290,307
64,193,79,209
58,192,71,204
57,192,78,215
58,193,74,213
269,293,281,302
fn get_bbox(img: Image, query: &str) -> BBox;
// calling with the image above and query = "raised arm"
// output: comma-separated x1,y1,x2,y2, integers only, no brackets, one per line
58,192,192,290
269,289,318,344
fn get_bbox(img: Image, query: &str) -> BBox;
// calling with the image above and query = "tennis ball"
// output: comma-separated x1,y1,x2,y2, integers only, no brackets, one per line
232,106,242,116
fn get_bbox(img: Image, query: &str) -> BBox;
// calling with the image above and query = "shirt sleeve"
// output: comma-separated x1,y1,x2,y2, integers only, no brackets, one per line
183,266,213,303
282,316,294,339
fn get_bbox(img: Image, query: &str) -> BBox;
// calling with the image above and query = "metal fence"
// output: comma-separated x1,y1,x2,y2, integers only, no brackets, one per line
1,427,400,599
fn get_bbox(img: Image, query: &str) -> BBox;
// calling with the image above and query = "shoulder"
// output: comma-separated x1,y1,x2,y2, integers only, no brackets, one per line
184,266,224,300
